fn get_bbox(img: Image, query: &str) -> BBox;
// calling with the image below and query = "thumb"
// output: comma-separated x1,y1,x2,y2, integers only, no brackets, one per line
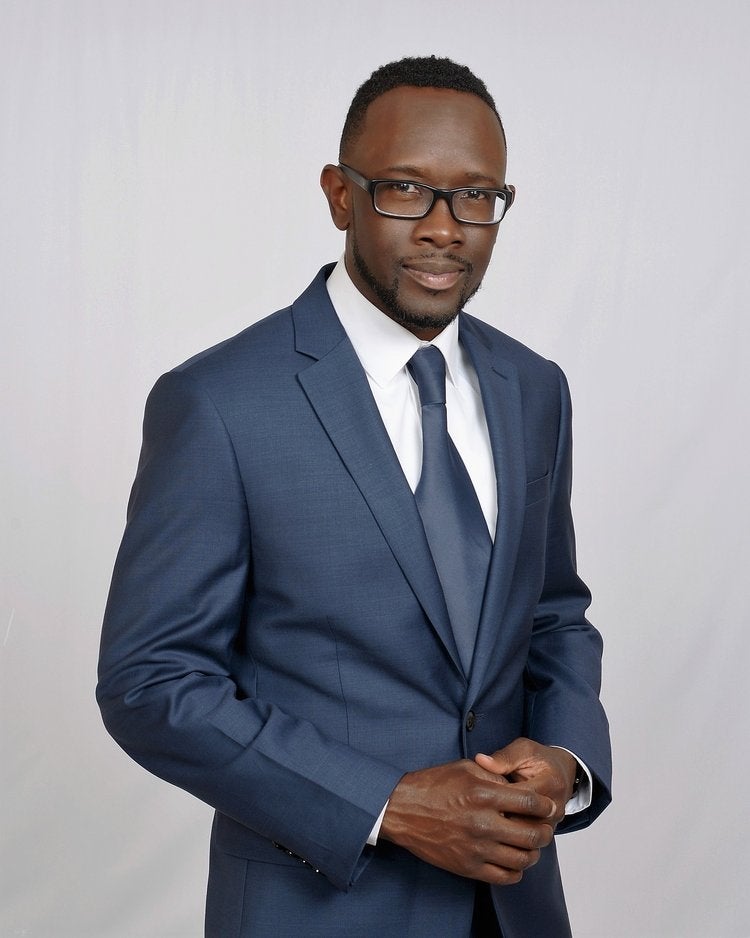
474,750,515,777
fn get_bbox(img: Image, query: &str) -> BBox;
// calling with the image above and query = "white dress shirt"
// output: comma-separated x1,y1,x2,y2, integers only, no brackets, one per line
325,260,591,844
326,259,497,535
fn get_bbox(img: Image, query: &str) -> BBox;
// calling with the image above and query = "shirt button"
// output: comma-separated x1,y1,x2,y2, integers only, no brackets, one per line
465,710,476,731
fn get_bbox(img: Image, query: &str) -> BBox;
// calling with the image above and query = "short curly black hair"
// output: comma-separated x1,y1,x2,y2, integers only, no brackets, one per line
339,55,505,159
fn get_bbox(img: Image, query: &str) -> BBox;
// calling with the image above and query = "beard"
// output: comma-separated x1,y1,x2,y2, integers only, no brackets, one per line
351,238,481,333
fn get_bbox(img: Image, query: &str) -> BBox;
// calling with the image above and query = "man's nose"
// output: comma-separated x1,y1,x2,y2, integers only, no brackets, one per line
412,195,465,247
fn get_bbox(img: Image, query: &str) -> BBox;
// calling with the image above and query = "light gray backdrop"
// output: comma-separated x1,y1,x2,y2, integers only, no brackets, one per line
2,1,748,935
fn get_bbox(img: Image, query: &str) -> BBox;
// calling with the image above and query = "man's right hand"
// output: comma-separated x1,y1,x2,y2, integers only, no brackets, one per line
379,760,556,884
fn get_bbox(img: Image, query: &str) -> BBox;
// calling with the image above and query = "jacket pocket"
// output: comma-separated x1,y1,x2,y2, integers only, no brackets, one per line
524,472,550,508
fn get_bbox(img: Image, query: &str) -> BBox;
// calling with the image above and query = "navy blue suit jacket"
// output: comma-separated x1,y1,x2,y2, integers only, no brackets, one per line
98,266,611,937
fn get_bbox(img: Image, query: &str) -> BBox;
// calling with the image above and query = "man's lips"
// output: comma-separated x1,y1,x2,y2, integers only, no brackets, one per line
402,261,465,291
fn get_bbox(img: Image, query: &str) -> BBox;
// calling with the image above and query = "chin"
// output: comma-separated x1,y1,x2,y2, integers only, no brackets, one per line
398,306,460,332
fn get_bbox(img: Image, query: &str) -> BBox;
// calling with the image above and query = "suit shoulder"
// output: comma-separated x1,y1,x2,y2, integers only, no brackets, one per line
175,305,296,379
137,306,299,419
156,266,336,398
461,312,564,386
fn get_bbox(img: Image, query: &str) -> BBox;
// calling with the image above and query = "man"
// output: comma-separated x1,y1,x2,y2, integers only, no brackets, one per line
98,56,611,937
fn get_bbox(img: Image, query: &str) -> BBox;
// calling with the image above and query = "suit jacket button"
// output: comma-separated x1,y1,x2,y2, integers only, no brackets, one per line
465,710,476,731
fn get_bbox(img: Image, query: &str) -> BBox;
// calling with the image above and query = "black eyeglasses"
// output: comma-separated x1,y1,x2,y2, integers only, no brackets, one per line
339,163,514,226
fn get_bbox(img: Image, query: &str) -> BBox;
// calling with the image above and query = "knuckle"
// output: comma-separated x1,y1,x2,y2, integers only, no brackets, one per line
467,812,492,840
509,846,539,871
525,822,553,849
516,790,537,814
525,827,542,849
490,867,523,886
540,822,554,847
468,782,498,812
522,848,541,869
469,841,487,866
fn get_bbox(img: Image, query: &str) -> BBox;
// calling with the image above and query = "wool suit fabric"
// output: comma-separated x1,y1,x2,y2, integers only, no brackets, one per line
98,265,611,938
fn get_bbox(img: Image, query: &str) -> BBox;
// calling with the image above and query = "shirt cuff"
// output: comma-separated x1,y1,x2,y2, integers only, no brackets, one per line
551,746,593,815
367,800,389,846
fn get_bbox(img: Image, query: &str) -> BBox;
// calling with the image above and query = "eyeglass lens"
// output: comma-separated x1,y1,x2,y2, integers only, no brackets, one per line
373,182,507,223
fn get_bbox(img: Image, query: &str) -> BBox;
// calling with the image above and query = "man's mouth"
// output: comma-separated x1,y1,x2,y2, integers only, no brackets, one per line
402,261,465,292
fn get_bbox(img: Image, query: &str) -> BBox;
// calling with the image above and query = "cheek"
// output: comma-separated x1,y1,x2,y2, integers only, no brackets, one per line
468,233,498,275
354,217,402,264
372,231,413,277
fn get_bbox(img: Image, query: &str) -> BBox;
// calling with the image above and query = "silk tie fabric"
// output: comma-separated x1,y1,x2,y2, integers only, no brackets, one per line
407,345,492,674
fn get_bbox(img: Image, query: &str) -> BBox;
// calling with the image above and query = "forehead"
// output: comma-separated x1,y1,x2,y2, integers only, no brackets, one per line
347,86,507,184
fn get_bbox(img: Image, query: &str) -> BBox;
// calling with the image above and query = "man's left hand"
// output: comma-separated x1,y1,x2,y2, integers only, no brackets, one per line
475,738,577,826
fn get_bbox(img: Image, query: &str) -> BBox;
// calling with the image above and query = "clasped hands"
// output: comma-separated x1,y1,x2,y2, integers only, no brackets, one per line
380,738,577,885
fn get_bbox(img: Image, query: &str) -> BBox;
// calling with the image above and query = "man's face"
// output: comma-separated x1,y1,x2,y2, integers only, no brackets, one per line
322,86,509,339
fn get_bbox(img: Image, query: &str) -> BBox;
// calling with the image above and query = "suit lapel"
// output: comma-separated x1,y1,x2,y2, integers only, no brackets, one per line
459,317,527,695
292,270,464,677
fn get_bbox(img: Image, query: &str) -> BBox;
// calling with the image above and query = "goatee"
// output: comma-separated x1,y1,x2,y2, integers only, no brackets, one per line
351,240,480,333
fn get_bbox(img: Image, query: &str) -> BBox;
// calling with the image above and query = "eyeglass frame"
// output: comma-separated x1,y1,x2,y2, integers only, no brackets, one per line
338,162,514,226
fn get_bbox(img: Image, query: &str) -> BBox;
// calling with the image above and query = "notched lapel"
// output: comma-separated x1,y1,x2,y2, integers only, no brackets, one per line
460,319,527,692
292,281,464,677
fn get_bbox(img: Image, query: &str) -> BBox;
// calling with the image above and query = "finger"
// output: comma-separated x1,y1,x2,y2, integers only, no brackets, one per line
474,844,543,885
485,782,556,820
475,751,513,776
493,814,554,852
464,807,553,857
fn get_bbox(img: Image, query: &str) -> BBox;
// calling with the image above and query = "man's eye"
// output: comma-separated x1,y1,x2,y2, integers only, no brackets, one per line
388,182,422,197
460,189,490,202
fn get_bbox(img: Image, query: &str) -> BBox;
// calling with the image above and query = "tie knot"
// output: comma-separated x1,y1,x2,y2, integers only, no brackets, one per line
408,345,446,406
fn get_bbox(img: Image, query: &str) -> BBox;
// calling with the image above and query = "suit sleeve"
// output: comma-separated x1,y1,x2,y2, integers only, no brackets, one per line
524,365,612,832
96,370,403,889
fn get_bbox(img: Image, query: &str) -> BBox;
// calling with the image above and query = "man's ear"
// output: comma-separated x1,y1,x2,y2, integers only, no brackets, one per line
320,164,351,231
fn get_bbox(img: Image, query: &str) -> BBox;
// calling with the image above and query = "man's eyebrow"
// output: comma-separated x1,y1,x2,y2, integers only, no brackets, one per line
380,164,425,176
382,165,502,186
462,170,502,185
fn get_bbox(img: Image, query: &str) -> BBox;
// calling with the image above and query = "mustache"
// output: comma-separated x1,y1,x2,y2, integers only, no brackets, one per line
401,252,474,274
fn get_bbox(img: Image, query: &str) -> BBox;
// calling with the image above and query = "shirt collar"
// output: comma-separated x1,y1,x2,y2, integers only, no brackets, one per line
326,258,462,389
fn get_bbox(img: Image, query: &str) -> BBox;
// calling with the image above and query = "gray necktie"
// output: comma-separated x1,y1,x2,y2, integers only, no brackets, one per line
408,345,492,673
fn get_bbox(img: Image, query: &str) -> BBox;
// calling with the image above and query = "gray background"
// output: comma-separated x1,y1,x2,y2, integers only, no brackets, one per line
2,1,748,935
